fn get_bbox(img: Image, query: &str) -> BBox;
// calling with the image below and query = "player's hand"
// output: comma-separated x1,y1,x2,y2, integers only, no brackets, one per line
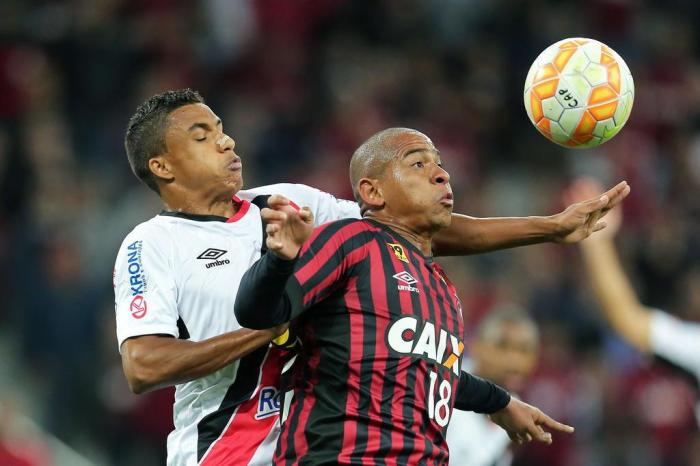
550,180,629,243
489,398,574,445
262,194,314,260
564,178,623,242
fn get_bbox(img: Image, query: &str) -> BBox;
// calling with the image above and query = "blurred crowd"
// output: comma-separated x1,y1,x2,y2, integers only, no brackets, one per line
2,0,700,464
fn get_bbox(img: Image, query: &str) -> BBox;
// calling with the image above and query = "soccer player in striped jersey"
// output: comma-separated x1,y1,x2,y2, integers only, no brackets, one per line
115,89,627,466
235,128,576,464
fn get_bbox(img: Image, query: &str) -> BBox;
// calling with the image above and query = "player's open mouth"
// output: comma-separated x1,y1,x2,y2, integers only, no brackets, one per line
228,158,242,171
440,192,454,206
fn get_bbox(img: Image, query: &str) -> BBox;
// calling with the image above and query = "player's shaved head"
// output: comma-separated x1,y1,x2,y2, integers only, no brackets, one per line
349,127,434,207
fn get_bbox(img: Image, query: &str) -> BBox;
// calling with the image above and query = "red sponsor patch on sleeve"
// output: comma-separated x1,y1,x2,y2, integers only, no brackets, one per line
130,295,147,319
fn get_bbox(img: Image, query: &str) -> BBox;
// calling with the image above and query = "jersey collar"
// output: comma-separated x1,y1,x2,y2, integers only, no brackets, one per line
364,218,434,264
159,196,251,223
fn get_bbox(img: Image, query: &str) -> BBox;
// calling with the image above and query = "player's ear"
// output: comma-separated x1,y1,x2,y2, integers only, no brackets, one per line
149,155,175,183
357,178,384,210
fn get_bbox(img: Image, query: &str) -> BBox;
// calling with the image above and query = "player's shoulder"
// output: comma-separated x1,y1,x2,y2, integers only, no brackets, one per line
311,218,379,242
118,215,175,251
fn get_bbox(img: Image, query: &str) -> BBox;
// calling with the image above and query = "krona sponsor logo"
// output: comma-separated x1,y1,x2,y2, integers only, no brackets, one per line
127,240,146,296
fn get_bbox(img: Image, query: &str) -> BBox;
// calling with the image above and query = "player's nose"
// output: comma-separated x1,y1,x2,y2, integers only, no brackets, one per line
433,164,450,185
217,134,235,152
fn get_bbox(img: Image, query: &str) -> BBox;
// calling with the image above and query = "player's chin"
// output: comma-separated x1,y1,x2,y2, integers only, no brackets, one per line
225,172,244,192
440,203,453,217
431,209,452,230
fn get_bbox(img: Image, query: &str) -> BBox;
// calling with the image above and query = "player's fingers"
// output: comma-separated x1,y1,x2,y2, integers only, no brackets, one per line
585,210,603,230
507,431,522,444
261,208,287,223
591,221,607,233
581,194,609,213
602,180,629,201
266,223,280,235
267,194,291,209
537,412,575,434
298,206,313,223
605,183,631,209
527,423,550,444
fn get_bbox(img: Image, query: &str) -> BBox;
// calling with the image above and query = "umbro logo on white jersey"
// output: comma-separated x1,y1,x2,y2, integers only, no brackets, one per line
197,248,227,260
393,271,419,293
197,248,231,269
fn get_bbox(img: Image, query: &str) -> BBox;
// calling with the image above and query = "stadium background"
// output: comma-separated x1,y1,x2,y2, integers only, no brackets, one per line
1,0,700,464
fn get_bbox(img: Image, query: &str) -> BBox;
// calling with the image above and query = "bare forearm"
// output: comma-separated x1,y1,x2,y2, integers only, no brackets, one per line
433,214,558,256
579,240,651,352
122,328,278,393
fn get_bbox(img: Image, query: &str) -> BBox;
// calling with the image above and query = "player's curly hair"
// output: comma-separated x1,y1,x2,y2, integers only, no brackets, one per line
125,88,204,193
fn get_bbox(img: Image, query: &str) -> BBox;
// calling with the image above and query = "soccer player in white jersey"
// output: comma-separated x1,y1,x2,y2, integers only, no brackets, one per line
447,308,539,466
114,89,629,466
572,179,700,425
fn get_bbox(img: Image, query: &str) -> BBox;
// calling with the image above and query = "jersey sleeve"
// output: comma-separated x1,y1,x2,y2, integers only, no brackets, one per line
113,226,179,352
454,371,511,414
238,183,361,226
285,219,370,319
650,309,700,382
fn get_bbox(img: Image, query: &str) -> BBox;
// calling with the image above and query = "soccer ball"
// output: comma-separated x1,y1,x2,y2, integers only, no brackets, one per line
524,38,634,148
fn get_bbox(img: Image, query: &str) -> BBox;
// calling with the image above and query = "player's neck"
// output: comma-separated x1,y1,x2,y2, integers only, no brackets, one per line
161,190,239,218
366,213,434,256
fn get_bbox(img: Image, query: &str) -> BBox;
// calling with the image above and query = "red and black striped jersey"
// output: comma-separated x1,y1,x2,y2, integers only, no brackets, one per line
277,218,465,465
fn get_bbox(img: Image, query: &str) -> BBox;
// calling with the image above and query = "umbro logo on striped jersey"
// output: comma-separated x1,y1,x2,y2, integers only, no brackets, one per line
393,271,419,293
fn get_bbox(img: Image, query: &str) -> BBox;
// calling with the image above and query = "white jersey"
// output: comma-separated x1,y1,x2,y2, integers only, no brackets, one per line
446,362,512,466
446,409,512,466
113,184,360,466
649,310,700,424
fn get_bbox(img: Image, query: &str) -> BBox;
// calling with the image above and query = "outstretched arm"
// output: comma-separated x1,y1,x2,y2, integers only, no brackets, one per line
433,181,630,256
580,236,651,352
